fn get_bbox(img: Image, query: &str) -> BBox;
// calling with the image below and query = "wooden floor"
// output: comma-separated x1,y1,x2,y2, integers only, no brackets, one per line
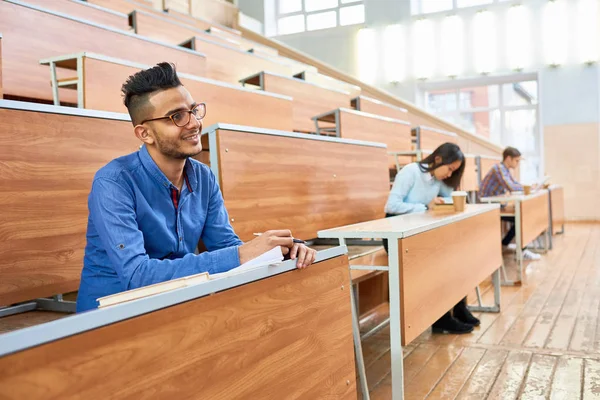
360,223,600,399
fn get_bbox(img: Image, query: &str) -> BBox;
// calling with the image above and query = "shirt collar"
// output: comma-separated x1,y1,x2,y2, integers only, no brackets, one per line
139,144,195,192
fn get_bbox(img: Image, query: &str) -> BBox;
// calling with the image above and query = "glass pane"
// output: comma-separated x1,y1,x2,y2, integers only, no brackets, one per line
277,15,305,35
340,4,364,25
426,90,458,113
458,85,499,109
278,0,301,14
504,109,538,182
340,0,361,3
411,0,420,15
305,0,337,12
421,0,453,14
503,81,538,106
457,0,493,7
457,110,501,141
306,11,337,31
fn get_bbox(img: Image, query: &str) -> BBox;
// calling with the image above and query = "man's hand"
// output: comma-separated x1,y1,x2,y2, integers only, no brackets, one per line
428,197,445,210
289,243,317,269
238,230,293,265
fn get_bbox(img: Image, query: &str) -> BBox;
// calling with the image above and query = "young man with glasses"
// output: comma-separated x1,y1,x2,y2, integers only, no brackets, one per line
76,62,316,312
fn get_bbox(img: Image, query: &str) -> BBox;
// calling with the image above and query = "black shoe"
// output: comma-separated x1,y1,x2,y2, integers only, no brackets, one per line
453,298,481,327
431,311,474,334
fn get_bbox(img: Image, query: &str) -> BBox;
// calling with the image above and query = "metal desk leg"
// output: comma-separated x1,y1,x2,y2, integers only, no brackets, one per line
388,240,405,400
468,268,501,313
341,238,370,400
515,201,523,283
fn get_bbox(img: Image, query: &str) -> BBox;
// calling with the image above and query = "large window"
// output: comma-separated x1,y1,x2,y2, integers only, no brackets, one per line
276,0,364,35
412,0,506,15
424,79,540,183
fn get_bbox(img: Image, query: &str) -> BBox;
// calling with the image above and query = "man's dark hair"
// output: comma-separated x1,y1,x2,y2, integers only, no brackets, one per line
121,62,182,125
503,146,521,161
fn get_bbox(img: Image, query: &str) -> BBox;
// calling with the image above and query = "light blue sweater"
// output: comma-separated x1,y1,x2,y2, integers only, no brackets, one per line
385,162,453,215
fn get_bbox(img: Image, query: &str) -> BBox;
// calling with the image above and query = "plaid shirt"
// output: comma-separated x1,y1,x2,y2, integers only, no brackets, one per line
479,163,523,198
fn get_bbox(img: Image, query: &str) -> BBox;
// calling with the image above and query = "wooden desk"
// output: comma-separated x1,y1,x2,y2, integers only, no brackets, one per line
482,190,551,283
202,123,390,241
39,52,294,132
240,71,353,133
0,248,357,400
412,125,458,151
312,108,412,169
318,204,502,400
0,0,206,104
549,185,565,236
351,95,408,121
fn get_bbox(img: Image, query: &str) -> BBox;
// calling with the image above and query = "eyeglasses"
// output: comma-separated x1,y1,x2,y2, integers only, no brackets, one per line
140,103,206,127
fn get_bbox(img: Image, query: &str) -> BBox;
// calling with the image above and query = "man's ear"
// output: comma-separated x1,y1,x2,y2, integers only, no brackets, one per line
134,124,154,145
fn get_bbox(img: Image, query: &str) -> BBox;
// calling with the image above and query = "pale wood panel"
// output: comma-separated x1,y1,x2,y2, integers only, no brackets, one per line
0,35,3,99
583,358,600,399
479,156,501,184
339,110,412,170
262,73,353,133
427,347,486,400
83,57,294,131
0,311,65,334
520,191,550,248
0,1,205,103
486,351,533,399
403,346,464,399
550,357,584,400
0,256,357,400
354,96,407,121
400,209,502,345
191,0,239,28
132,11,292,84
550,185,565,233
206,27,268,53
164,0,189,14
0,108,137,306
416,126,458,151
21,0,130,29
214,129,390,241
456,350,509,399
461,154,478,191
468,140,502,157
520,354,557,399
297,71,360,97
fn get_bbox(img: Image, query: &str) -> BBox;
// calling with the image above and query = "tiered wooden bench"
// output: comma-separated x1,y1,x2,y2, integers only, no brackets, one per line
351,95,408,121
39,52,294,131
312,107,412,170
0,100,136,310
23,0,130,30
295,70,361,97
241,71,353,133
412,125,458,150
0,0,206,103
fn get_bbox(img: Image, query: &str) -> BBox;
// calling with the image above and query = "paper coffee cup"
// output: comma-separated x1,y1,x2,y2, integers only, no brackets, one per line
451,191,467,212
524,185,532,195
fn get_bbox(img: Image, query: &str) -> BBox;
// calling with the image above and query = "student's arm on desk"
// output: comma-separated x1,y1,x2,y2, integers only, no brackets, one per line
89,178,241,291
385,166,427,214
499,164,523,192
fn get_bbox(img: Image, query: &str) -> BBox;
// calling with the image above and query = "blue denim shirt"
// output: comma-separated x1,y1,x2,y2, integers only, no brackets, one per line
76,145,242,312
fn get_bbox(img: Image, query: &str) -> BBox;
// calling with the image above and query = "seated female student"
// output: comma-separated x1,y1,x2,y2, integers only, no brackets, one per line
383,142,479,334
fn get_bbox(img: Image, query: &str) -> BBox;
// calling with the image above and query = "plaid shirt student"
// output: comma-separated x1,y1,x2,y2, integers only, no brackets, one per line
479,163,523,198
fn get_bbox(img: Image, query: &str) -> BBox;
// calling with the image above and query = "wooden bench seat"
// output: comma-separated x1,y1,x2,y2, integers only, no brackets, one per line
241,71,353,133
351,95,409,121
21,0,130,30
40,52,294,131
0,0,206,103
412,125,458,150
313,107,412,169
295,70,361,97
0,100,137,307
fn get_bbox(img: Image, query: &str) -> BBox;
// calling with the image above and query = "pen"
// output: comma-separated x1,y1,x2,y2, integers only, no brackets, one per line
253,233,306,244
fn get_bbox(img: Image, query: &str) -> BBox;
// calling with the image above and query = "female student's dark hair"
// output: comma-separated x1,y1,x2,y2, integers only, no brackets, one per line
419,142,466,189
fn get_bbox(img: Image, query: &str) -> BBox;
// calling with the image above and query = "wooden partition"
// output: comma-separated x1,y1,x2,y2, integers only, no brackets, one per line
295,70,361,97
313,108,412,169
0,0,205,103
204,124,390,241
0,250,357,399
399,207,501,344
191,0,239,28
351,95,408,121
40,53,294,131
461,154,479,191
0,100,137,306
20,0,130,29
241,72,353,133
549,185,565,234
478,155,502,183
205,26,271,53
178,35,294,84
520,191,550,248
413,125,458,151
0,33,3,99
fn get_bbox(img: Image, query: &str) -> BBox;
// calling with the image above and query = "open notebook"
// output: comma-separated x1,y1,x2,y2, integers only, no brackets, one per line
97,246,285,308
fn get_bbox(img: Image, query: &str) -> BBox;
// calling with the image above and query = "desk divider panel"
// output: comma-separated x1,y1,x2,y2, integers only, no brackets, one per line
521,191,550,248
